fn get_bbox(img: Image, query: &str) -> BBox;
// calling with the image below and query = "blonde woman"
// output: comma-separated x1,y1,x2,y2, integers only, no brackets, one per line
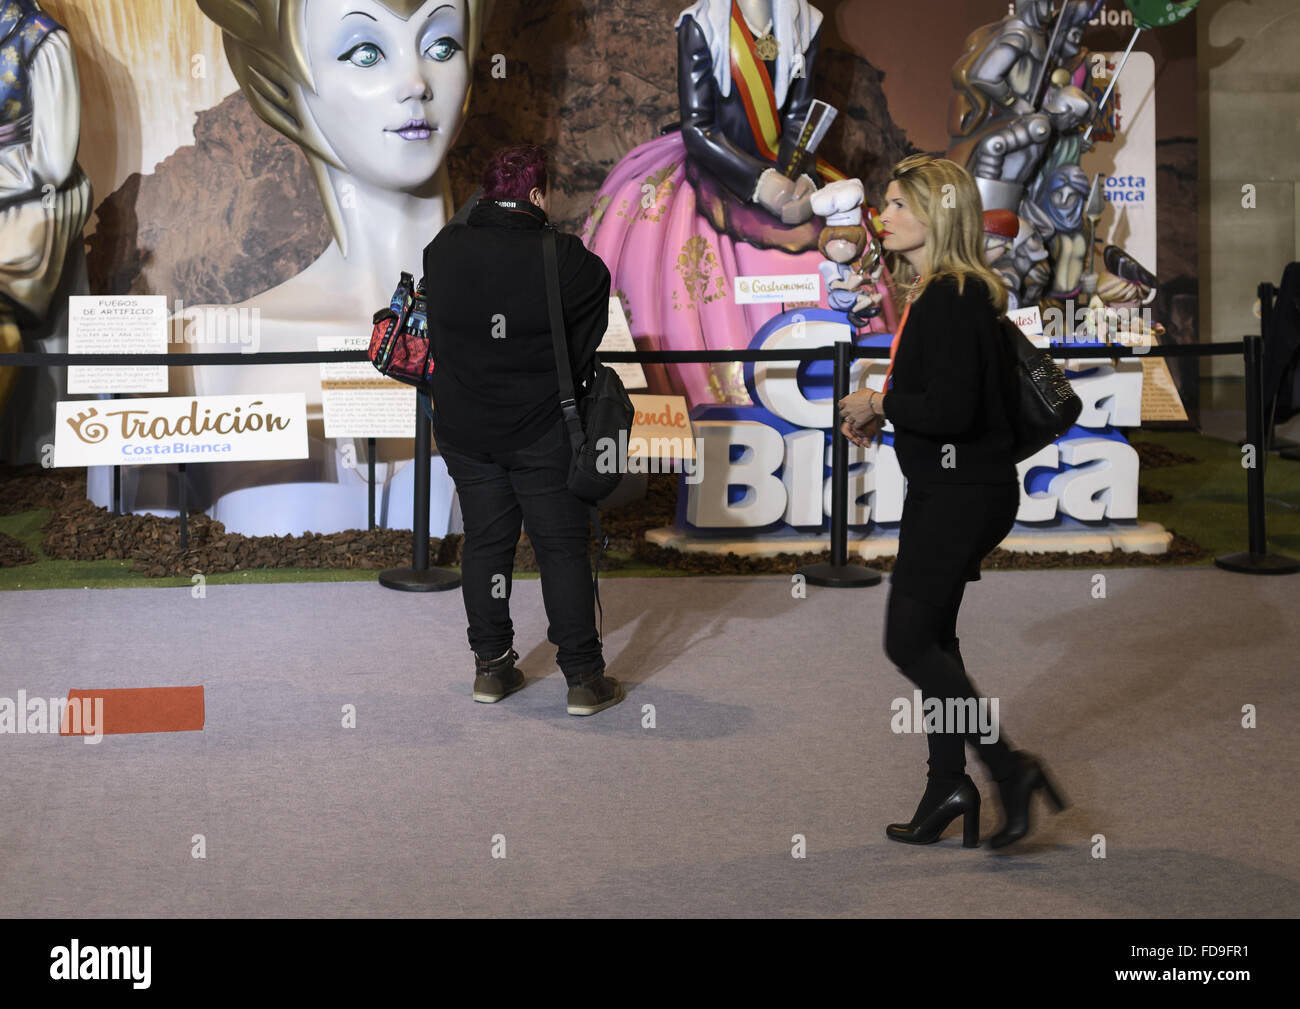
839,154,1066,850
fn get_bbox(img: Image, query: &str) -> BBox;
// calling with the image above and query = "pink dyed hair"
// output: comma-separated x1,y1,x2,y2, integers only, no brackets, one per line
482,145,549,201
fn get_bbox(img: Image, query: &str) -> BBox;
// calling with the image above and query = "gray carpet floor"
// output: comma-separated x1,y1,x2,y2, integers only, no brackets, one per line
2,567,1298,917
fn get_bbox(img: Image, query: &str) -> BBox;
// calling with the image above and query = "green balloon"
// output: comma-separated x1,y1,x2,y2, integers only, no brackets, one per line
1123,0,1200,30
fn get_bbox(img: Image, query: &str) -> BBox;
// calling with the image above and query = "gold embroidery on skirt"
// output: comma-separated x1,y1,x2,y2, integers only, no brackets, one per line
613,288,633,330
639,163,678,223
582,193,612,240
707,361,752,406
674,235,728,310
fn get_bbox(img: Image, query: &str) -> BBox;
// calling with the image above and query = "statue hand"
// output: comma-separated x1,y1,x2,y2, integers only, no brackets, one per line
781,194,814,225
755,167,797,218
779,173,817,224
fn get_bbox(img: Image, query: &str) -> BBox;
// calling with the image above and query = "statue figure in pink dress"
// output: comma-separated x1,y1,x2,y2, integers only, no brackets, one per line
581,0,897,409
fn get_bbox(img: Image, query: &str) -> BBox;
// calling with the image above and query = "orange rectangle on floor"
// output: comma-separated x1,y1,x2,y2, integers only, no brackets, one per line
60,687,205,736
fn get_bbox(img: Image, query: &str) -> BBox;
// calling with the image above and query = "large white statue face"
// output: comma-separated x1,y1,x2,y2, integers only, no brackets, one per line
301,0,470,191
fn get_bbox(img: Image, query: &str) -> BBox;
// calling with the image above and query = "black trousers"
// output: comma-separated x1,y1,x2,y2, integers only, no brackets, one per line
883,481,1020,782
437,416,604,683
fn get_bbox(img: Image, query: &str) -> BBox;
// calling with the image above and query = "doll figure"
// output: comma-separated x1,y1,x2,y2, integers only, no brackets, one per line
812,178,885,328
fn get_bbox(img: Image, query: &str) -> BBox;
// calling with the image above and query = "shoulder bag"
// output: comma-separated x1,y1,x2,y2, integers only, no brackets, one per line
541,225,635,644
996,314,1083,462
368,271,434,392
540,225,634,504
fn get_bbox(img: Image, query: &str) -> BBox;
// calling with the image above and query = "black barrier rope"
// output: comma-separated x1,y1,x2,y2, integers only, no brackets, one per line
0,341,1249,367
0,338,1290,580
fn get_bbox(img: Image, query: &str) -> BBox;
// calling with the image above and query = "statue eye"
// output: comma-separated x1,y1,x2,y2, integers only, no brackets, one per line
340,42,383,68
426,37,462,62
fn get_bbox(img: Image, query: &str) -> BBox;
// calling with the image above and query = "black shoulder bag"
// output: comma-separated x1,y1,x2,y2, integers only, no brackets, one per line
540,225,635,641
997,315,1084,462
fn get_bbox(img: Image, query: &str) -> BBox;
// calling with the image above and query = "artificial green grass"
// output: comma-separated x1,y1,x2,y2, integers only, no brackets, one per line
2,429,1297,591
1131,429,1300,558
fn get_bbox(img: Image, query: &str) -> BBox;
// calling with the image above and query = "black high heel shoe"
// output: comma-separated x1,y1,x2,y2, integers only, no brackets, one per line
988,752,1067,850
886,775,981,848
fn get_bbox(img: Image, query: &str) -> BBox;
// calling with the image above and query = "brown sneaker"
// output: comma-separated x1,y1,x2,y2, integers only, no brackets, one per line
473,648,525,703
565,673,625,716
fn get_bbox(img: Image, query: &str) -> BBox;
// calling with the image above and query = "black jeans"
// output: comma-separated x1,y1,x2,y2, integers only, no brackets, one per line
884,583,1017,782
883,482,1020,783
438,416,604,683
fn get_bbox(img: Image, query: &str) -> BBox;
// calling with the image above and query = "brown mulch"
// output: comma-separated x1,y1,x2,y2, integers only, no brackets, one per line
0,530,36,567
0,455,1209,578
0,463,620,578
630,530,1209,575
0,464,84,515
1129,439,1198,468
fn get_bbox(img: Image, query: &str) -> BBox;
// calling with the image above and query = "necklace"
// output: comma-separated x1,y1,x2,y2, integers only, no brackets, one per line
905,276,925,305
743,14,778,60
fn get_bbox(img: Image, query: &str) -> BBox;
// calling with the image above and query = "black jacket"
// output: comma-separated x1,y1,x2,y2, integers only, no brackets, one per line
881,275,1018,485
423,199,611,453
677,14,820,203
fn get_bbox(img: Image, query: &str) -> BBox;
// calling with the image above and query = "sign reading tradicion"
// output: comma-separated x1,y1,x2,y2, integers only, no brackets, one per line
53,394,308,467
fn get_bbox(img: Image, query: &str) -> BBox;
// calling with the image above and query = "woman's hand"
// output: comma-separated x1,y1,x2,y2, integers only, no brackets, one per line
838,387,883,427
841,416,882,447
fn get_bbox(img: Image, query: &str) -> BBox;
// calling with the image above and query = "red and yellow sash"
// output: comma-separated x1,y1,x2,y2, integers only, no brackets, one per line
727,0,845,184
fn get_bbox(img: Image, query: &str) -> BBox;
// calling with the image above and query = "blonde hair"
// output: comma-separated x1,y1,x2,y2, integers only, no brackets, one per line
197,0,491,254
882,153,1009,316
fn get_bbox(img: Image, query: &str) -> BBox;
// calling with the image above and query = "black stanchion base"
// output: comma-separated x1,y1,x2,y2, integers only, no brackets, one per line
378,566,462,591
798,562,883,587
1213,551,1300,575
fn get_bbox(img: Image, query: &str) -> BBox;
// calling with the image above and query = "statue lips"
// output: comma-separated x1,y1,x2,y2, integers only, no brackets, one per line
389,118,434,140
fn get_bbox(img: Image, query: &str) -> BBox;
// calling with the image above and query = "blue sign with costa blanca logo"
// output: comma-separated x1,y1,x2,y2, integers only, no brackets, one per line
674,308,1144,538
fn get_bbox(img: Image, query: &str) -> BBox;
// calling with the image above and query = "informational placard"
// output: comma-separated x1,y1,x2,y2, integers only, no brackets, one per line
317,335,416,438
629,394,695,460
67,295,168,394
1081,51,1157,276
597,298,648,390
1139,357,1189,422
1009,305,1049,348
54,393,308,467
734,274,821,305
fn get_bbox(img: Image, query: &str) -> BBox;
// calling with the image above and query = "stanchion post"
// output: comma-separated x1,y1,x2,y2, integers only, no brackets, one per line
111,393,120,516
178,462,188,551
1214,330,1299,574
378,389,460,591
367,436,376,531
798,339,881,588
413,399,430,573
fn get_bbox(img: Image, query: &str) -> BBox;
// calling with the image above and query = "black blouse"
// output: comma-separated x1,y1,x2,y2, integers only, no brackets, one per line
881,275,1018,485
